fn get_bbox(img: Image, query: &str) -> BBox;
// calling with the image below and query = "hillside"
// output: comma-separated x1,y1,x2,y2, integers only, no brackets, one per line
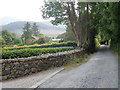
0,21,66,37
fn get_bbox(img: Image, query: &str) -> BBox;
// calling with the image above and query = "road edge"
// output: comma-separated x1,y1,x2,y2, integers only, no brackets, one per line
30,68,64,89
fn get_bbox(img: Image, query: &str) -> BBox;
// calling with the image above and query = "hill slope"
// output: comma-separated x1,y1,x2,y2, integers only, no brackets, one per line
0,21,66,37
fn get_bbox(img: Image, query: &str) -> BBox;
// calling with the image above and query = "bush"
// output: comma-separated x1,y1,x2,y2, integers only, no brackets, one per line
4,41,77,51
2,47,75,59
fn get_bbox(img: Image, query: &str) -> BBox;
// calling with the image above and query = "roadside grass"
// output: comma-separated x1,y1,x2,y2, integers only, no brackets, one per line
61,53,93,70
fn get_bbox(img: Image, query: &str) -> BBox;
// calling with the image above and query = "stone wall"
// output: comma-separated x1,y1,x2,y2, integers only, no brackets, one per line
0,49,84,80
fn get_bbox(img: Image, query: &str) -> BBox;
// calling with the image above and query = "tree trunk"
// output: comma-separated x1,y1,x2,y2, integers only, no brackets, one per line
66,2,95,51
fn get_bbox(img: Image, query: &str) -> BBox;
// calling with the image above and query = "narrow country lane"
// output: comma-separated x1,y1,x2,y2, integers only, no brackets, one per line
38,45,118,88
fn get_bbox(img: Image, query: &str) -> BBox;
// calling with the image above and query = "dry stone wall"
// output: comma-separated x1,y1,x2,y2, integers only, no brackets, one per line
0,49,84,80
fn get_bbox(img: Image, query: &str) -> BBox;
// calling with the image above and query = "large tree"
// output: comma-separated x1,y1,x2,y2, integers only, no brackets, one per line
22,22,32,44
42,1,119,53
42,1,96,50
32,23,40,36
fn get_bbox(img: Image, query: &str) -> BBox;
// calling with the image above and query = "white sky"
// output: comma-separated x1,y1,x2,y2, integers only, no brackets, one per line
1,0,118,22
0,0,47,22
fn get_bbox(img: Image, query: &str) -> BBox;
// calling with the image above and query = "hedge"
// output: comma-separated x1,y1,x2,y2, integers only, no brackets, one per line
3,41,77,51
2,47,75,59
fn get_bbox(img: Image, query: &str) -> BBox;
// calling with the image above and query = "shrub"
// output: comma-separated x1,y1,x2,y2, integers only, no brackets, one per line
3,41,77,51
2,47,74,59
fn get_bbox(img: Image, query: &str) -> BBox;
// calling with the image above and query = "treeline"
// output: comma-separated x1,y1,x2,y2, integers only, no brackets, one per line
57,24,76,42
21,22,41,45
0,30,22,47
0,22,44,47
92,2,120,54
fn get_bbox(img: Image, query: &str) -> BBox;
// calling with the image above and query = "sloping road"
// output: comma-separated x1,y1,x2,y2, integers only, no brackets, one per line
38,45,118,88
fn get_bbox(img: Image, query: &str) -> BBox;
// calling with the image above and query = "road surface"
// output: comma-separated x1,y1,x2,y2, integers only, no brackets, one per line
38,45,118,88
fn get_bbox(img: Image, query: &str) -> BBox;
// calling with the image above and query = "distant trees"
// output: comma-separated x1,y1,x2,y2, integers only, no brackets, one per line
1,30,14,45
32,23,40,36
22,22,32,44
0,30,22,46
57,24,76,42
0,36,5,47
0,22,43,46
1,30,12,45
21,22,40,45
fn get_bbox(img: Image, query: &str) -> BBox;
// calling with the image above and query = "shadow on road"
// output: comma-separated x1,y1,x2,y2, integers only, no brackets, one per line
98,45,109,52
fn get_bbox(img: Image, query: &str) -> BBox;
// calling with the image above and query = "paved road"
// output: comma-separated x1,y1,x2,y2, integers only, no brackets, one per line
38,45,118,88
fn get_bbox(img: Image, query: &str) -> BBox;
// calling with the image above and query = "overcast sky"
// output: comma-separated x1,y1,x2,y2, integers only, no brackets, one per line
0,0,47,22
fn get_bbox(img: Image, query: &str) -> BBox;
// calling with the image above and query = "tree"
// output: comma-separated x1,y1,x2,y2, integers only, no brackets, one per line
91,2,119,53
42,1,96,50
105,2,120,53
0,36,5,48
14,38,22,45
57,24,76,41
22,22,32,44
1,30,14,45
32,23,40,36
42,1,119,53
1,30,22,46
108,2,120,52
89,2,120,53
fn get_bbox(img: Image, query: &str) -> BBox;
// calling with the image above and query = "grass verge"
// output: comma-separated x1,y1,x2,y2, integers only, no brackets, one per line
61,53,93,70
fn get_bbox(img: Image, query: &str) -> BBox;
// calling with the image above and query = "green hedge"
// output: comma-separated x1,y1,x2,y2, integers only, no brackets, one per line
2,47,74,59
4,41,77,51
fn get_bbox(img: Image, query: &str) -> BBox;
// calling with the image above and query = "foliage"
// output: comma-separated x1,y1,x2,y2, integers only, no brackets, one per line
1,30,14,45
14,38,22,45
32,23,40,36
95,35,101,47
91,2,120,54
25,38,36,45
0,36,5,44
0,30,22,46
2,47,74,59
42,2,68,25
109,2,120,55
0,36,5,48
22,22,32,44
57,24,76,42
42,2,96,50
3,41,77,50
42,2,119,54
21,22,41,45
